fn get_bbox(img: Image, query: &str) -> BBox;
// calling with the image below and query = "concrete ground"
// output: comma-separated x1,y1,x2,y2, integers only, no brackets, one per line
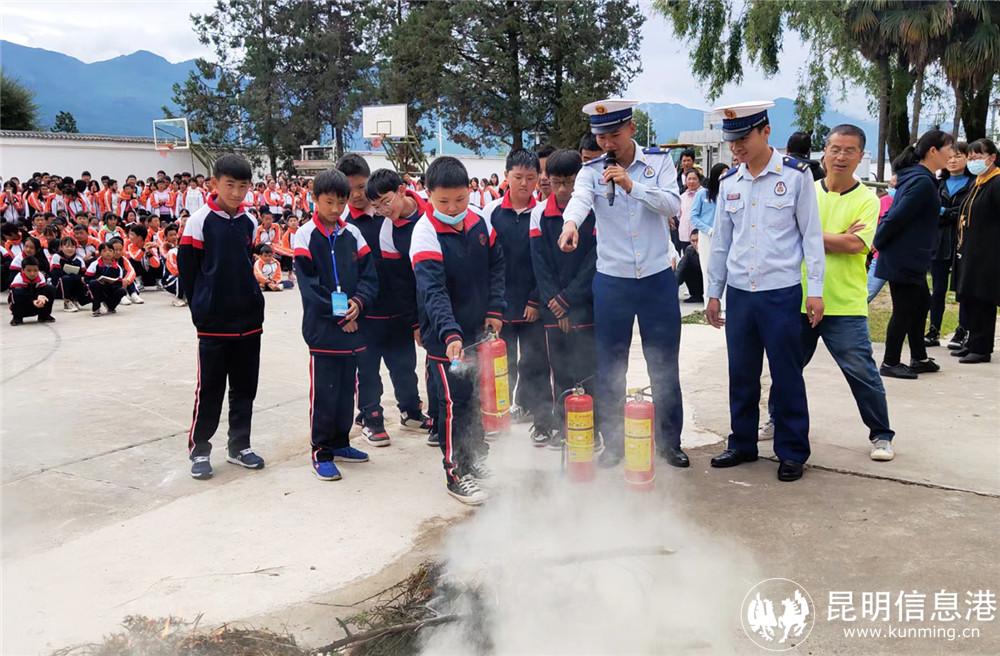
1,288,998,655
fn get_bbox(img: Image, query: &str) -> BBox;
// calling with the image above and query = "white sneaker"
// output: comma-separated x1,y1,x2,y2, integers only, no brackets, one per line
447,474,489,505
171,298,187,307
870,439,894,461
759,419,775,441
72,300,84,311
63,300,78,313
119,295,132,305
130,292,144,304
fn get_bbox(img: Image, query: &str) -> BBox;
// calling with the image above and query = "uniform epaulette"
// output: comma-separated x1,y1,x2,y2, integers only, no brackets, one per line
642,146,664,155
720,166,740,181
782,155,811,173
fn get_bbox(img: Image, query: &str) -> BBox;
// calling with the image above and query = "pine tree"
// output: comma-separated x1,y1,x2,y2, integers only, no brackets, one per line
51,110,79,133
0,75,40,131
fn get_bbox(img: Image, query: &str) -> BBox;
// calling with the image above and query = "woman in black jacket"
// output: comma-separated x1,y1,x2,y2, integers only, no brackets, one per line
953,138,1000,364
873,129,954,379
926,142,973,347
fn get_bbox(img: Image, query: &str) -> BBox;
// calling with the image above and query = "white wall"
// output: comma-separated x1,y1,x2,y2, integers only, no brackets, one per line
0,136,211,180
0,135,508,183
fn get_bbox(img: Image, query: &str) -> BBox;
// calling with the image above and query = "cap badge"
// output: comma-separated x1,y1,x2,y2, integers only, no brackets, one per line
724,109,737,119
595,104,607,114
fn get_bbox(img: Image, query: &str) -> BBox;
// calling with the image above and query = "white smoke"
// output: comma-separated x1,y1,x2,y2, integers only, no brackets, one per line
418,434,762,655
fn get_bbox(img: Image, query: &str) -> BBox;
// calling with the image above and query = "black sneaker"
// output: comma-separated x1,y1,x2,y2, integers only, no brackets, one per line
9,317,23,326
400,410,433,432
467,459,494,486
39,315,56,323
354,412,364,428
427,431,440,447
947,327,968,350
447,474,488,505
362,416,391,447
880,363,917,379
909,358,940,374
530,425,552,448
923,332,940,347
190,456,213,479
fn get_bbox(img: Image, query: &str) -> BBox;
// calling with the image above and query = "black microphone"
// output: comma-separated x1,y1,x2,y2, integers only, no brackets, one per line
604,150,617,206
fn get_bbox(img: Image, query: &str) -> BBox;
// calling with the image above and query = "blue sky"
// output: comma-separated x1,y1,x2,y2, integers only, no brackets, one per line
2,0,872,119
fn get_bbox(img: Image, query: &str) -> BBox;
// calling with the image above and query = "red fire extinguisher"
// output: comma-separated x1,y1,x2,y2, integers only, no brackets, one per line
564,386,595,483
624,387,654,490
478,331,511,436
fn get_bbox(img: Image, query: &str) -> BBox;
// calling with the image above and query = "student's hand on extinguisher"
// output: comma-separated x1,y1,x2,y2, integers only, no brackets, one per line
343,319,359,333
547,298,566,318
485,317,503,335
524,305,539,322
446,339,463,362
805,296,825,327
706,298,725,328
344,299,360,322
413,329,422,347
558,317,571,333
558,221,578,252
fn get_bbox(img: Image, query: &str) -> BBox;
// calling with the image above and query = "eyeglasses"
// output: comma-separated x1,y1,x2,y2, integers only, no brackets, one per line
372,193,395,212
827,147,860,157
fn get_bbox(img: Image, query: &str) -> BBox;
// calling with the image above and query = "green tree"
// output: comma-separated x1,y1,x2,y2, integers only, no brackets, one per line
0,75,39,131
941,0,1000,140
633,108,658,147
51,110,79,133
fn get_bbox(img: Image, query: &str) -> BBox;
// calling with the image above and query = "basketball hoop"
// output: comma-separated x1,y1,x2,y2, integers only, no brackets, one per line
372,135,384,149
156,142,176,158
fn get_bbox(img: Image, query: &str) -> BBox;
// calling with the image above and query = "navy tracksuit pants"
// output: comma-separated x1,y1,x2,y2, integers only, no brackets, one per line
593,269,683,453
309,354,356,462
187,334,261,459
427,357,487,483
501,320,550,423
725,284,810,463
356,317,422,422
544,325,597,432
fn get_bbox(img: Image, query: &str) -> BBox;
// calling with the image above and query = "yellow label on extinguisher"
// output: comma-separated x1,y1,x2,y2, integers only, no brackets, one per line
567,410,594,463
493,357,510,411
624,417,652,472
493,354,508,377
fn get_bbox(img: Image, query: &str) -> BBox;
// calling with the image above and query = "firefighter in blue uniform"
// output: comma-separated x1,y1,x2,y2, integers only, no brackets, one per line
705,101,826,482
558,99,688,469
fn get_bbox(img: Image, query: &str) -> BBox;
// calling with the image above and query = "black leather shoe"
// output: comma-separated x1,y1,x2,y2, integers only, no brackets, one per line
777,459,804,481
959,352,992,364
951,348,970,357
710,449,758,468
909,357,940,373
662,447,690,468
597,449,623,468
880,363,917,379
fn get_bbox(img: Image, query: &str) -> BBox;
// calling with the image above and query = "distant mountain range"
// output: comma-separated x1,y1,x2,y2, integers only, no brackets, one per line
2,40,877,154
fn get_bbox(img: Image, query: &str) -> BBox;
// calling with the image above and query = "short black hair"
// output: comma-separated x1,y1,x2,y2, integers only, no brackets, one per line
826,124,867,150
336,153,370,178
108,237,124,247
505,148,540,173
164,223,179,234
129,224,148,239
81,171,91,177
425,157,469,190
545,149,583,177
534,143,557,160
20,255,39,268
99,241,114,253
60,237,77,248
579,134,600,152
313,168,351,199
213,154,253,181
259,244,273,254
786,131,812,157
680,148,696,161
366,168,405,200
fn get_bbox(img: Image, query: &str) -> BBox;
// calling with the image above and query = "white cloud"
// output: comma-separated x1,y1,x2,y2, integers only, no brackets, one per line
0,0,214,63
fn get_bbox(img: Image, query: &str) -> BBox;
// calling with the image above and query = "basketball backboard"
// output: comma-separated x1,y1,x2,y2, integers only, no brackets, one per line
153,118,190,150
362,104,408,139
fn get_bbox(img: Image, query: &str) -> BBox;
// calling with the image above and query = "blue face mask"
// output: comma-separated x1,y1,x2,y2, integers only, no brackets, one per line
967,159,989,176
433,208,467,226
887,188,896,198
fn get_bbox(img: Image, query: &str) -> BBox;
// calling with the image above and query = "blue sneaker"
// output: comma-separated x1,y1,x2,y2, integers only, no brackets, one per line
332,446,369,463
190,456,213,480
226,448,265,469
313,459,342,481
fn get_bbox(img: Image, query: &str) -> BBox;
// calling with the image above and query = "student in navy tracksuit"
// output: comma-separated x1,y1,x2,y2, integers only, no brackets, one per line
482,149,550,438
529,149,598,447
365,169,438,446
338,154,430,447
410,157,505,506
178,154,266,480
293,169,379,481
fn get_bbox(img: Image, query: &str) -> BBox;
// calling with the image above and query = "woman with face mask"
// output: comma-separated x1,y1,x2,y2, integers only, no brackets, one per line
953,138,1000,364
926,143,974,348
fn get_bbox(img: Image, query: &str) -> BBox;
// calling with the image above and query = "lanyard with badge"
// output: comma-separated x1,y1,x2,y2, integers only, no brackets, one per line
328,228,349,316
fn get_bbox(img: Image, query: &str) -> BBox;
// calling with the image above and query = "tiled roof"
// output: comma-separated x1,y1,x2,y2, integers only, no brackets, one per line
0,130,157,144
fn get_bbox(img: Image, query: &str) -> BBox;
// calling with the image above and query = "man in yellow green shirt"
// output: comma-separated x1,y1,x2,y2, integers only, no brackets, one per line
767,124,895,461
